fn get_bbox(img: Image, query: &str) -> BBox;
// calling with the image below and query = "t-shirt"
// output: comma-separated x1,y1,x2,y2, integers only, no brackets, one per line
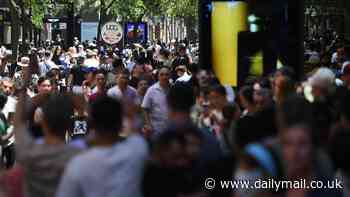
71,116,88,139
56,135,149,197
15,126,81,197
70,65,85,86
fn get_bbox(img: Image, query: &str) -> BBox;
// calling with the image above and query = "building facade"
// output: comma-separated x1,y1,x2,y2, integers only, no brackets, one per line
305,0,350,39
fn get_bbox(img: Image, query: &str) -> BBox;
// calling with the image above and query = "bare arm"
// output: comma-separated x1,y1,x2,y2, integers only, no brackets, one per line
13,67,34,161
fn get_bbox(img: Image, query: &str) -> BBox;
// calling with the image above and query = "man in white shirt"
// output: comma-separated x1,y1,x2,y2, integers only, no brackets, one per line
107,69,137,104
142,67,171,136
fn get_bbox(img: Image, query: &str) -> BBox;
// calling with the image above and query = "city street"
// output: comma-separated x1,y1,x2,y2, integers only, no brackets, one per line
0,0,349,197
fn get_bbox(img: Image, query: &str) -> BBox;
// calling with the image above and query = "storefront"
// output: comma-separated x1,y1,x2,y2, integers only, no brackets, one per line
0,8,11,46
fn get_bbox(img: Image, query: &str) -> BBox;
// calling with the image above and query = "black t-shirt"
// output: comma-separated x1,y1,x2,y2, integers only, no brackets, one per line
70,65,85,86
129,76,140,89
143,163,201,197
71,116,88,139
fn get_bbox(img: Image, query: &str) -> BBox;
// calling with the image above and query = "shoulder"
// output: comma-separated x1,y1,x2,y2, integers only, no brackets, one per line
69,135,149,169
107,86,120,93
128,86,137,93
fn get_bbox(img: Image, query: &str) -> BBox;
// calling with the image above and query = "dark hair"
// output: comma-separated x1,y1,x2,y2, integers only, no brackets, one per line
37,76,51,86
210,85,227,97
112,58,124,68
89,96,123,133
239,86,255,105
29,53,40,75
172,57,189,68
0,93,8,110
277,95,313,129
167,82,195,112
119,69,130,78
41,93,74,138
276,66,296,80
223,103,239,120
153,124,202,152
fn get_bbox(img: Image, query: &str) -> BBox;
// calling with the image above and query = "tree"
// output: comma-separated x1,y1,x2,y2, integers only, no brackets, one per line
143,0,199,42
78,0,147,42
7,0,51,58
164,0,198,41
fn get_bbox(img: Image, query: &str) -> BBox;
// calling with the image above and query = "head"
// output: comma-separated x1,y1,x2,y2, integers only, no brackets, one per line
152,125,203,169
117,69,130,89
309,67,335,100
281,124,313,178
1,78,14,96
158,67,170,87
0,93,8,110
95,71,106,90
254,88,273,109
89,96,123,134
239,86,256,110
209,85,227,110
175,65,187,78
84,67,98,82
78,45,84,52
167,83,195,116
37,77,53,94
41,93,75,140
112,58,124,73
137,78,149,96
273,75,295,105
196,69,210,87
132,62,145,78
178,44,187,56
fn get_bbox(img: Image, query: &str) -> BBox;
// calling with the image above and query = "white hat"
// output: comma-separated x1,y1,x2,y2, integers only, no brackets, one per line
18,57,30,67
50,64,60,70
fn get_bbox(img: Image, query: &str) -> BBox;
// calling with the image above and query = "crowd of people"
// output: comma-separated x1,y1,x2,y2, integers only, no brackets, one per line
0,34,349,197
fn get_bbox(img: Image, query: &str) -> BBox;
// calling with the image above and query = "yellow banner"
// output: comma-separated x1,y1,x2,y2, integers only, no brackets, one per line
211,1,248,86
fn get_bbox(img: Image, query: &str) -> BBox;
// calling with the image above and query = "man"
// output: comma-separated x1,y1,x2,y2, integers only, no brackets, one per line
142,67,171,137
143,83,227,197
77,45,86,57
37,77,53,95
129,58,146,88
56,96,149,197
39,50,55,77
1,78,17,119
135,78,149,106
0,93,14,169
14,88,81,197
107,69,137,103
89,71,107,102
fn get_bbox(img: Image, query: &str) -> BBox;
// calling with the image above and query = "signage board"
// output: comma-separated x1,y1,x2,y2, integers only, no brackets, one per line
101,22,123,45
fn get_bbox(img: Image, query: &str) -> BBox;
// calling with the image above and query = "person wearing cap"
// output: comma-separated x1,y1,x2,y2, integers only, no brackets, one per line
83,49,99,69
